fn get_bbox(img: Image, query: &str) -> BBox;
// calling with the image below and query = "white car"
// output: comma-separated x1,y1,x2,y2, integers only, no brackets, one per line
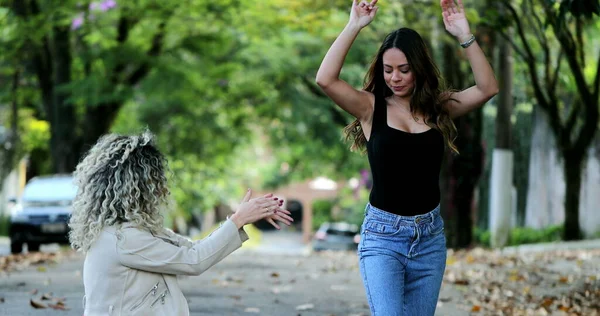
9,175,77,254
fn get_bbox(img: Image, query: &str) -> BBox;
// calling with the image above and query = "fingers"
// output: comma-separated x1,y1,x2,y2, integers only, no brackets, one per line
273,211,294,223
267,218,281,230
242,188,252,203
450,0,458,14
276,209,291,216
370,0,378,6
270,214,293,226
369,5,378,17
458,0,465,12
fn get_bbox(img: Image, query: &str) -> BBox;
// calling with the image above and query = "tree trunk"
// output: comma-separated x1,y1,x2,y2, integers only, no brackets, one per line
82,102,124,153
451,112,484,248
563,151,583,240
489,31,514,248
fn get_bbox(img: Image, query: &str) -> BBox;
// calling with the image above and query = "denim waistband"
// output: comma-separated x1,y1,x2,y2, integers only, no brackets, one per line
365,203,441,226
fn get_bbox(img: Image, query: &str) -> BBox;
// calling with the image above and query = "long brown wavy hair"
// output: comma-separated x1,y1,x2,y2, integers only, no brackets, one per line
344,27,459,154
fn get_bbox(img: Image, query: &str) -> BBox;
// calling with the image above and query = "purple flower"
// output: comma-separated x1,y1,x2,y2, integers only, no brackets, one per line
90,0,116,12
100,0,117,11
71,14,84,30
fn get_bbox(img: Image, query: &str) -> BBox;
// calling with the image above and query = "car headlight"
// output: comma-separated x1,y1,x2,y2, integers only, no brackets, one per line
10,204,28,222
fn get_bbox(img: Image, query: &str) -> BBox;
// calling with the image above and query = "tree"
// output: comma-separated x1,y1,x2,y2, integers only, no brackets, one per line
4,1,248,173
497,0,600,240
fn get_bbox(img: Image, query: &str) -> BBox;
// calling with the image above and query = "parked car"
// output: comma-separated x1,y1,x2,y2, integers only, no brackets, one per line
9,174,77,254
312,222,360,252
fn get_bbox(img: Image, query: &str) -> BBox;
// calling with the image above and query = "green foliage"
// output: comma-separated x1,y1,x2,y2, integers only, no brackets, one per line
474,225,564,247
312,198,336,231
336,186,369,227
0,215,9,237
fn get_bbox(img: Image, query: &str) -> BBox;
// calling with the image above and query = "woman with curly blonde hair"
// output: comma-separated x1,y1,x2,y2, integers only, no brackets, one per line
69,131,292,316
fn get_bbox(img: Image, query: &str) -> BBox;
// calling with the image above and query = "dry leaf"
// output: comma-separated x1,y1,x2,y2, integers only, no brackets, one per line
30,298,47,309
559,276,569,283
541,298,554,308
270,272,280,278
471,305,481,312
48,303,69,310
296,303,314,311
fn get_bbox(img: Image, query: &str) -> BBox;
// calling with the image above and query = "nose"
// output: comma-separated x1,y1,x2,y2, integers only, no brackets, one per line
391,71,401,82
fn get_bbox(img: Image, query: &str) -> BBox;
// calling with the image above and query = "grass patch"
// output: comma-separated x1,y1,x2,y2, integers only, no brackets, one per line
0,215,9,237
474,225,564,247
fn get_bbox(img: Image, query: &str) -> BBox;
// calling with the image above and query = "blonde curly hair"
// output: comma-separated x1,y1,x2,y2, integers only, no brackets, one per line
68,130,170,252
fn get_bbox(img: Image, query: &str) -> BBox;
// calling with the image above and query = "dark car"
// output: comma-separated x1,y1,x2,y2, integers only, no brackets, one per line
312,222,360,252
9,175,77,254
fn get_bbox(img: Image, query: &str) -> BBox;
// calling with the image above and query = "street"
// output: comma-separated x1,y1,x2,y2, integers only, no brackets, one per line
0,232,599,315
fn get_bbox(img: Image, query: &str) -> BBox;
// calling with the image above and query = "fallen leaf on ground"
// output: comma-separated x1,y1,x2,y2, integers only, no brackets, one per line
296,303,314,311
30,299,47,309
41,292,53,300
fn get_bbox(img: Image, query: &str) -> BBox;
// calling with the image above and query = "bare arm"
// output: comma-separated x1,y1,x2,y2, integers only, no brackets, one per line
315,0,379,121
441,0,499,118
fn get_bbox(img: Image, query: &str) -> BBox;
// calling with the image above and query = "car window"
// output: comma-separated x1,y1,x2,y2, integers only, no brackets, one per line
22,177,77,202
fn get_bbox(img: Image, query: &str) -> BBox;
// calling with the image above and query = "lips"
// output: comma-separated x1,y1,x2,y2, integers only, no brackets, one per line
392,86,405,91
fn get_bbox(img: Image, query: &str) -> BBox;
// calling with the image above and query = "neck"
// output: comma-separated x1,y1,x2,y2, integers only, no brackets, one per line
390,95,411,111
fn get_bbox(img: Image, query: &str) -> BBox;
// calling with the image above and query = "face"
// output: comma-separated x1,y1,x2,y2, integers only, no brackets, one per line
382,48,415,98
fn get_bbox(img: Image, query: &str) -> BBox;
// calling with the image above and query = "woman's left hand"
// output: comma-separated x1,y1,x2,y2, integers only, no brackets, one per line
441,0,472,42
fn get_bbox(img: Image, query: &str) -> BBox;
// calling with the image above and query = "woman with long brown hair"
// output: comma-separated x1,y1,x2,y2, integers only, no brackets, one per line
316,0,498,314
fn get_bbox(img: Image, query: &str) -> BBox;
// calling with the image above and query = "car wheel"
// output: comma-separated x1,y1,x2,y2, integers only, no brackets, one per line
28,242,41,252
10,241,23,254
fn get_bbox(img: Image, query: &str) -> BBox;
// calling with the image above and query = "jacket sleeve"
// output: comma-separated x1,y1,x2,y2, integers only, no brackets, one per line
116,219,249,276
159,228,194,248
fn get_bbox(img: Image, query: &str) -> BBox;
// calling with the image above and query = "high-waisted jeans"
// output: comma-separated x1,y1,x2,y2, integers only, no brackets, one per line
358,203,447,316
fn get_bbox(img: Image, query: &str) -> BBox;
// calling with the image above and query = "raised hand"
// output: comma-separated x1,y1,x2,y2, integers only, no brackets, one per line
230,190,281,229
441,0,472,41
349,0,379,29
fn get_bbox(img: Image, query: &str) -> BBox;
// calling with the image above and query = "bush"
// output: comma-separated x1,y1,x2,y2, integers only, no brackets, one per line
0,215,9,237
474,225,564,247
336,187,369,227
312,199,336,231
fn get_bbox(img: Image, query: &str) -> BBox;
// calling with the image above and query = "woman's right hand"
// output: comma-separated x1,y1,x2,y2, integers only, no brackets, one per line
230,189,281,229
349,0,379,29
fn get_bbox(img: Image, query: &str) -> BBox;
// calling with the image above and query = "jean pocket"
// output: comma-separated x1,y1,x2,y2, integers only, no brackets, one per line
427,217,445,236
364,219,400,236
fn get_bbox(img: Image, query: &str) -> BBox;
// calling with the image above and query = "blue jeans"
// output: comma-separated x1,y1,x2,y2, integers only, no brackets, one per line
358,203,447,316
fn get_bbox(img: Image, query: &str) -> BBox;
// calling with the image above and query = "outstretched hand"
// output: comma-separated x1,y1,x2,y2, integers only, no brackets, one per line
441,0,472,41
230,189,294,230
349,0,379,29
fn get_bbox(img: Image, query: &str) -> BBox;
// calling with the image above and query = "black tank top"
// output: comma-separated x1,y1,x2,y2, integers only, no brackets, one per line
366,95,445,216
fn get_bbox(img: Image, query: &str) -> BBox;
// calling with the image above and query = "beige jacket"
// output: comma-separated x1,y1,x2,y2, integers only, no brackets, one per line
82,219,248,316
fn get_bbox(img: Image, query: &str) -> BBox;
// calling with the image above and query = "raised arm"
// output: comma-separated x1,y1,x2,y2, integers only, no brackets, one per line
315,0,379,121
441,0,499,118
